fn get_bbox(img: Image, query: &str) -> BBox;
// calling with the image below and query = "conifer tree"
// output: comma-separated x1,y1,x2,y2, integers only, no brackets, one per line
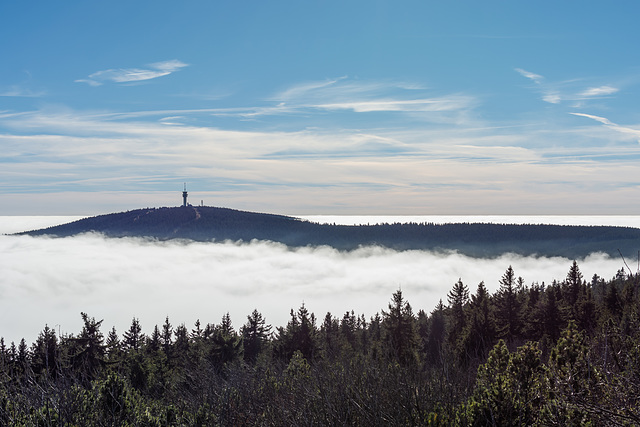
275,304,318,361
211,313,243,368
73,312,106,381
382,290,419,364
148,325,161,352
31,324,58,377
496,266,522,342
565,260,584,307
161,316,173,355
340,310,358,352
541,284,563,342
105,326,122,361
462,281,496,360
241,309,271,363
425,299,446,365
123,317,144,352
447,279,469,346
173,324,190,360
320,312,340,359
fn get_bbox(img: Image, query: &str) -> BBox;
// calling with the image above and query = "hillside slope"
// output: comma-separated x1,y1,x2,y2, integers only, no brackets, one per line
20,206,640,258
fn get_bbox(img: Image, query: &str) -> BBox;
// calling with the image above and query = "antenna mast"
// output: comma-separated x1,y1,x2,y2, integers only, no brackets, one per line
182,183,188,207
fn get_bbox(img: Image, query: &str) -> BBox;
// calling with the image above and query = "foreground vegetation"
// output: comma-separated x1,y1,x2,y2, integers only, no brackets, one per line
2,261,640,425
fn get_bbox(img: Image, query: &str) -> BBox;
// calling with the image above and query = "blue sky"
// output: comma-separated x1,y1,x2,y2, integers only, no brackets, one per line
2,1,640,215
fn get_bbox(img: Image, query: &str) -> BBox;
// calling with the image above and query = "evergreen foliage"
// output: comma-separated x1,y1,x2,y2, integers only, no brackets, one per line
1,261,639,425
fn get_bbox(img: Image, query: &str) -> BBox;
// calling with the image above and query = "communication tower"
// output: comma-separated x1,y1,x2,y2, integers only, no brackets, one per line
182,183,188,207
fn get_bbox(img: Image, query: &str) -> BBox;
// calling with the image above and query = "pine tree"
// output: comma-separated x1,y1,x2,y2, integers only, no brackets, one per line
31,324,58,378
17,337,30,377
382,289,419,364
425,299,446,365
148,325,161,352
340,310,358,352
320,312,340,359
161,316,173,355
72,312,106,381
211,313,243,368
275,304,318,361
173,324,190,356
496,266,522,342
241,309,271,363
191,319,203,341
447,278,470,346
565,260,584,308
105,326,122,361
541,285,563,342
123,317,144,352
462,281,496,360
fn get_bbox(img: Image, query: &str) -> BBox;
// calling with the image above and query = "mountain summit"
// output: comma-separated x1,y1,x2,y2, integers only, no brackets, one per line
20,206,640,259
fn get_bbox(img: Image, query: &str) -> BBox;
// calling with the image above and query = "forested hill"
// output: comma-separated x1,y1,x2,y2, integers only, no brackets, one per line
19,206,640,258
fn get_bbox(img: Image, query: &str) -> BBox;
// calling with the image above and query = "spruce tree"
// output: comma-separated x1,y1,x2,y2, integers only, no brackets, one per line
447,278,469,347
462,281,495,360
123,317,144,352
496,266,522,342
382,290,419,364
241,309,271,363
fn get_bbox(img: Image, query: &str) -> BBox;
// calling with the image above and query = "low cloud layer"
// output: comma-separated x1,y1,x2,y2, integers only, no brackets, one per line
0,233,626,345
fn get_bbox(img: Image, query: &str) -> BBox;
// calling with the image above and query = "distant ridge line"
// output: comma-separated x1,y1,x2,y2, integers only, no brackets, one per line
19,206,640,259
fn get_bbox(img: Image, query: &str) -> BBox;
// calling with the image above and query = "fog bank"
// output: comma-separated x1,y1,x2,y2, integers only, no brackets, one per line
0,232,627,344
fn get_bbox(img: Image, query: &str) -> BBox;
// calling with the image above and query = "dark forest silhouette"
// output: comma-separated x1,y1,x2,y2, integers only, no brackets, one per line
20,206,640,258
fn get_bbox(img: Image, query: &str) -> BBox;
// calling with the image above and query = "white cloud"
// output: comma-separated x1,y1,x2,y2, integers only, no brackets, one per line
542,92,561,104
0,85,46,97
0,233,624,344
570,112,614,126
267,77,471,117
3,106,640,216
579,85,619,97
516,69,621,105
515,68,544,84
570,112,640,142
76,60,188,86
275,76,348,101
316,97,472,113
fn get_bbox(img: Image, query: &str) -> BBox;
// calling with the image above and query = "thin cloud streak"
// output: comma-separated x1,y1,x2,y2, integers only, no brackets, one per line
0,86,46,97
580,85,619,97
515,68,544,84
0,233,625,344
571,112,640,143
76,60,188,86
267,77,471,118
316,97,472,113
515,69,620,105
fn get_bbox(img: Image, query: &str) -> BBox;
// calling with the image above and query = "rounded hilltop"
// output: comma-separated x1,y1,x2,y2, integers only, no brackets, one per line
19,205,640,259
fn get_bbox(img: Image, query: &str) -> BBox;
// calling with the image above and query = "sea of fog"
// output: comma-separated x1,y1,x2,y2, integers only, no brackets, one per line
1,215,638,344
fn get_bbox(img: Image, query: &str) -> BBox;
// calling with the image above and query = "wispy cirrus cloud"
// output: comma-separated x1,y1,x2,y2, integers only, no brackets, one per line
579,85,619,97
260,77,476,121
274,77,430,105
316,97,472,113
570,112,640,143
515,68,619,105
515,68,543,84
3,106,640,216
76,60,188,86
0,85,46,97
